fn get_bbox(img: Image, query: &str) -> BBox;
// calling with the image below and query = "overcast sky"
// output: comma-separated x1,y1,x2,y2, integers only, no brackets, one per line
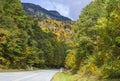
21,0,93,20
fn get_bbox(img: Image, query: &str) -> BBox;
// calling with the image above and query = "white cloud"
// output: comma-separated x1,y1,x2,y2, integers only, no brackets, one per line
48,2,70,18
45,0,93,20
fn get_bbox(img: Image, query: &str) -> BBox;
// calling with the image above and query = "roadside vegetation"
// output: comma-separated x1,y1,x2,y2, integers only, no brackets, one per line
53,72,120,81
53,0,120,80
0,69,25,72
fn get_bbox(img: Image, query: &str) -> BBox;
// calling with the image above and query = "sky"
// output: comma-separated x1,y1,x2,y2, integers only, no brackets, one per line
21,0,93,20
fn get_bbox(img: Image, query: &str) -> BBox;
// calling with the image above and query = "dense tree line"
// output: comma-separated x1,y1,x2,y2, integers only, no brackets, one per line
65,0,120,79
0,0,68,69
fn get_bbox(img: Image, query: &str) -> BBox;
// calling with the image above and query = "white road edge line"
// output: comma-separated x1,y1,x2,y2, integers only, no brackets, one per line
13,73,39,81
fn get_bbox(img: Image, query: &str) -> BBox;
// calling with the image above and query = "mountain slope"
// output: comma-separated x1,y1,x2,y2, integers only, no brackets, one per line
22,3,71,21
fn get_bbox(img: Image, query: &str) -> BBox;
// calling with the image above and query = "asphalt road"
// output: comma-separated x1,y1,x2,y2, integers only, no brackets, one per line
0,70,58,81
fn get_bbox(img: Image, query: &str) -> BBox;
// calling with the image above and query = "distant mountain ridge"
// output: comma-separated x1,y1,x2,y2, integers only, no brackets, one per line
22,3,71,21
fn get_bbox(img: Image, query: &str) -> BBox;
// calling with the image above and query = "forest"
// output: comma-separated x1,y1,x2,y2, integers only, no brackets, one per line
0,0,73,69
64,0,120,80
0,0,120,80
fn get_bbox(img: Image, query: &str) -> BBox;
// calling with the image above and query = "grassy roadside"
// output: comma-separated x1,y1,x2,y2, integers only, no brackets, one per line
0,69,26,72
52,72,74,81
0,68,41,72
52,72,120,81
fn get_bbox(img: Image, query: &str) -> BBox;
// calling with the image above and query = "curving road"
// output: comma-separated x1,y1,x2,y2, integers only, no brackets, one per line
0,70,58,81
